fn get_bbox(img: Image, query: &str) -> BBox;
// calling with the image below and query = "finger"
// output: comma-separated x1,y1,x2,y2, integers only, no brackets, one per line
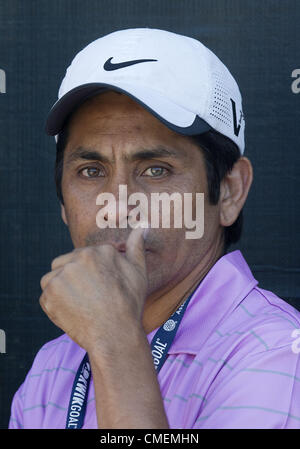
40,267,61,291
39,291,48,314
39,291,55,320
125,225,148,274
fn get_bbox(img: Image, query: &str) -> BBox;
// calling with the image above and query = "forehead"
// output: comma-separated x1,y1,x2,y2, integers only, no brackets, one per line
67,90,172,136
63,90,203,162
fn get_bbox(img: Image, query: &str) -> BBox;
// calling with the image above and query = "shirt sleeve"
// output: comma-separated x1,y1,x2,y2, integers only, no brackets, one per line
9,382,25,429
8,336,62,429
193,343,300,429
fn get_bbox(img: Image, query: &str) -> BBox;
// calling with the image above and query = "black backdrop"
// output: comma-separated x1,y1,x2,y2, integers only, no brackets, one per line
0,0,299,429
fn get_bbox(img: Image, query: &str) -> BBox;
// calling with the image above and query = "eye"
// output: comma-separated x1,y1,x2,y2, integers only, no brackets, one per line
142,166,169,177
80,167,104,178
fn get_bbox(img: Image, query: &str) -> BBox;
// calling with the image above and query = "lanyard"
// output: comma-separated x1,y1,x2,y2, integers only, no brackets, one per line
65,284,198,429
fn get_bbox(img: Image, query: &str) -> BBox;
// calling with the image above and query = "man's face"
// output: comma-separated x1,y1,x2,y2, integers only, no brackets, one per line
61,91,223,296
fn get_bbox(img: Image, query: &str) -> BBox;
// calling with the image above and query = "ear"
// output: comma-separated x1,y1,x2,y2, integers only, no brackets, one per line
61,203,68,226
219,156,253,227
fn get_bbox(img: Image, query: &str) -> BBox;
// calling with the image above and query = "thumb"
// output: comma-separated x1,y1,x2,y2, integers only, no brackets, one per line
125,225,148,274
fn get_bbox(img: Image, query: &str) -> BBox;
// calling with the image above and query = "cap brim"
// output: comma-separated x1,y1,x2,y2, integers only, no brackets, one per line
45,82,211,138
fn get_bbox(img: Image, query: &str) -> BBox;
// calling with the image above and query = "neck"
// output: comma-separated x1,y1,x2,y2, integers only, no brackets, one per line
142,239,224,334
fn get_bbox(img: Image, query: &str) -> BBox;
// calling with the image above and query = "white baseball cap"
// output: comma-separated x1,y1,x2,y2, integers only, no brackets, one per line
45,28,245,154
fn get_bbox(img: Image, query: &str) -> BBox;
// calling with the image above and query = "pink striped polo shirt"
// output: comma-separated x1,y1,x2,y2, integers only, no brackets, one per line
9,250,300,429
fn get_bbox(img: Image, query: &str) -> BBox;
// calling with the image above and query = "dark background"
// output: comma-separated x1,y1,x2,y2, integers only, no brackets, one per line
0,0,299,429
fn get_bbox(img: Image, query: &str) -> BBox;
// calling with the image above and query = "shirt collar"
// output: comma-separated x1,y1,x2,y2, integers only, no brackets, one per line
147,250,258,355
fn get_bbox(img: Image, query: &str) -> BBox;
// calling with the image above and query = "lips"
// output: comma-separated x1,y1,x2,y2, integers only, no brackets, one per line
108,242,126,252
108,242,150,252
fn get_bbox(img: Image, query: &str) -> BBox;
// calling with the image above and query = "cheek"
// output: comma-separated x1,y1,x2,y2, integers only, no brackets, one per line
203,196,221,236
145,224,207,293
190,174,221,236
144,227,184,291
147,227,190,272
62,182,100,247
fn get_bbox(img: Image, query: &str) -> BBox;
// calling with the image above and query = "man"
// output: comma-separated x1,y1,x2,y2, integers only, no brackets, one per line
9,28,300,429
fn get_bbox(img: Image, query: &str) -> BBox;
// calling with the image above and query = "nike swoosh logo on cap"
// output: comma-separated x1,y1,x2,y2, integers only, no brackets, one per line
103,57,158,71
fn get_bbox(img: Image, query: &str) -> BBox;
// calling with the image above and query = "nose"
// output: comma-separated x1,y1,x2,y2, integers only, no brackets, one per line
96,183,149,229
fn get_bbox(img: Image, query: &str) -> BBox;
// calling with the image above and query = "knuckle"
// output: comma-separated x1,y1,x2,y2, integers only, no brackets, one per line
39,292,49,313
39,292,44,307
62,261,76,276
40,287,57,319
40,276,45,290
51,257,59,271
40,274,48,291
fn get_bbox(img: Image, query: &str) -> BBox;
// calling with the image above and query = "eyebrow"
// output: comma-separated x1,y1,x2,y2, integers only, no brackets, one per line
65,146,181,165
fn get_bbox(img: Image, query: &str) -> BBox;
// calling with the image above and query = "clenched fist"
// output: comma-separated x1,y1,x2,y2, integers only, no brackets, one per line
39,226,148,353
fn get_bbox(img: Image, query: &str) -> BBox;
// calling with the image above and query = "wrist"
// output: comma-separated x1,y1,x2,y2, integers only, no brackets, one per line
87,324,169,429
86,319,148,361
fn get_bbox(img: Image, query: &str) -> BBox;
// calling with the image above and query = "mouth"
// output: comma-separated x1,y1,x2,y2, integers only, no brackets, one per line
113,242,126,252
109,242,151,253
